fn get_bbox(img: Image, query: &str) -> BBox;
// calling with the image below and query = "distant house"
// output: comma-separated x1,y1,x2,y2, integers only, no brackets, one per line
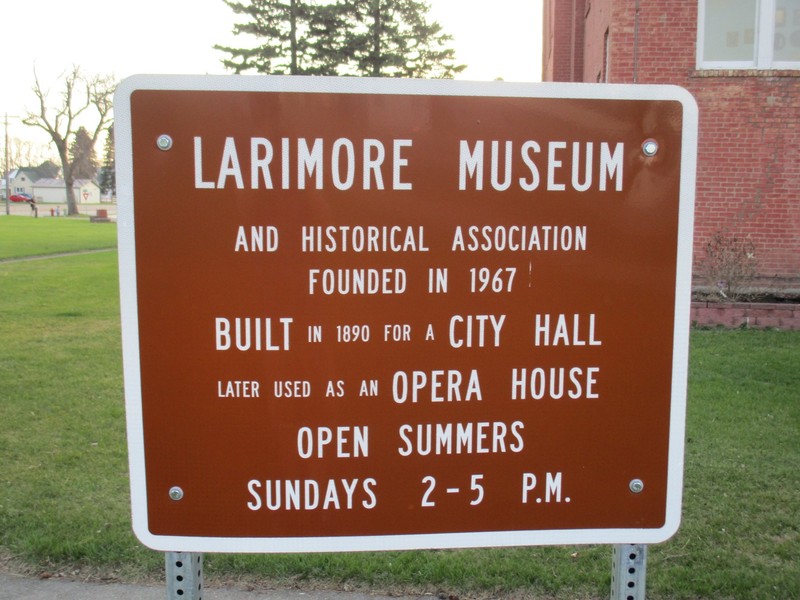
4,161,65,201
32,178,101,204
7,168,40,197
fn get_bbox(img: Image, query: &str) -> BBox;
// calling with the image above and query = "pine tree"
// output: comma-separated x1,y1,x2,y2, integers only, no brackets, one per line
69,126,98,180
306,2,352,73
215,0,346,75
342,0,465,78
99,124,116,198
215,0,464,78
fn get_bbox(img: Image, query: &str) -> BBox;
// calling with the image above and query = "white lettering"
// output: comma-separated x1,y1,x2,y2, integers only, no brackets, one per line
398,421,524,456
458,140,624,192
246,478,378,511
215,317,293,351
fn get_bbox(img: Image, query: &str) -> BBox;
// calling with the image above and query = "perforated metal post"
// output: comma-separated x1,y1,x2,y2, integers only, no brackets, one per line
611,544,647,600
166,551,204,599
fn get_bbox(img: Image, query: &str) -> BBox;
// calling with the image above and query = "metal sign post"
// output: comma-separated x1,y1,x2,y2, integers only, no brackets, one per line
166,551,204,600
162,546,646,598
611,544,647,600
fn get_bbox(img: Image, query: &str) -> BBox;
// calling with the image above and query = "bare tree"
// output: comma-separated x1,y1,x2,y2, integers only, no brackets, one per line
23,66,115,215
7,137,58,170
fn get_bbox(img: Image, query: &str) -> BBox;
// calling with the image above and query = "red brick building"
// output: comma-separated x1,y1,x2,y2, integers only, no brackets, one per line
543,0,800,293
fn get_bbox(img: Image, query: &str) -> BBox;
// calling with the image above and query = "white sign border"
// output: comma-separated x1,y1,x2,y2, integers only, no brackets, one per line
115,74,697,553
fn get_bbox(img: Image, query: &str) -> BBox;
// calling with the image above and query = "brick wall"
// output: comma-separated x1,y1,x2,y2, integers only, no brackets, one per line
542,0,800,289
543,0,587,82
689,73,800,287
583,0,612,82
691,301,800,330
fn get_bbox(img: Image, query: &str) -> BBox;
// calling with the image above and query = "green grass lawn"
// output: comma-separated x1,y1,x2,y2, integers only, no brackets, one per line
0,218,798,599
0,216,116,260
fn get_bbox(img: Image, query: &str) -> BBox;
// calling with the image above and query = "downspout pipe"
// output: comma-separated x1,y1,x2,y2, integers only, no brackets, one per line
633,0,641,82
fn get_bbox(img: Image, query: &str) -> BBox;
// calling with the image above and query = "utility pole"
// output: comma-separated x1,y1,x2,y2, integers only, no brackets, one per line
4,113,10,215
2,113,22,215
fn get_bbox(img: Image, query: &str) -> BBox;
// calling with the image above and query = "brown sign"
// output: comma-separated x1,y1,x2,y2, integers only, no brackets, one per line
116,76,697,552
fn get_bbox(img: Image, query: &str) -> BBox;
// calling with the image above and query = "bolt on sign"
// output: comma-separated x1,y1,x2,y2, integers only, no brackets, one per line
115,76,697,553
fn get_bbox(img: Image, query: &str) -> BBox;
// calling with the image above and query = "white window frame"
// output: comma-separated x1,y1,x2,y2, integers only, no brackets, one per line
697,0,800,69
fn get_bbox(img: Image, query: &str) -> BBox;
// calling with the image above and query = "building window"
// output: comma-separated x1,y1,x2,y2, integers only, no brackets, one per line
698,0,800,69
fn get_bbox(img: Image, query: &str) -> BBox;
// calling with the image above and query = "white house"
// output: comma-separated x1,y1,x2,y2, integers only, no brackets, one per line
32,178,101,204
7,168,39,197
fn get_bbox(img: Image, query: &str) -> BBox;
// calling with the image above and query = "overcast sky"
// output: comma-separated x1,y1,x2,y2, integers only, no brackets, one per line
4,0,543,149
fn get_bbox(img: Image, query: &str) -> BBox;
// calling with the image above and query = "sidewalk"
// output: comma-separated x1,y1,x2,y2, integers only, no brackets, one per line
0,572,420,600
3,202,116,219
